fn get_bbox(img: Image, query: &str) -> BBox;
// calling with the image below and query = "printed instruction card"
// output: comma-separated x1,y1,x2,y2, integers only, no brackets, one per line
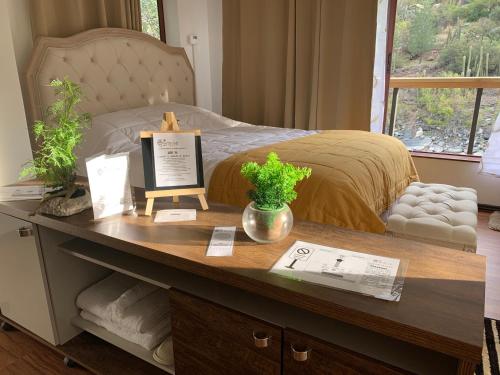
206,227,236,257
270,241,404,301
154,209,197,223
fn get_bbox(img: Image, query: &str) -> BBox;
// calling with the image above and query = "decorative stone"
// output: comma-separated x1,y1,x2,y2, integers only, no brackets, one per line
38,189,92,217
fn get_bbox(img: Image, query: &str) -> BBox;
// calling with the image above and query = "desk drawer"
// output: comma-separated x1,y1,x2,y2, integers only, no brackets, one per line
170,289,281,375
284,328,409,375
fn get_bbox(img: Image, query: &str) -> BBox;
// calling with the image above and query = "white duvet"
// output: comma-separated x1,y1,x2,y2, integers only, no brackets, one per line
77,103,316,188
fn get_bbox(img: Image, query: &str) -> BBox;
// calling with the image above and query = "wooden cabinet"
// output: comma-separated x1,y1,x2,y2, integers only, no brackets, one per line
170,289,410,375
170,289,282,375
283,329,408,375
0,214,55,344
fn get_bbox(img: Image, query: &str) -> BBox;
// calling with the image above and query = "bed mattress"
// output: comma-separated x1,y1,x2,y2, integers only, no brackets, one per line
77,103,316,188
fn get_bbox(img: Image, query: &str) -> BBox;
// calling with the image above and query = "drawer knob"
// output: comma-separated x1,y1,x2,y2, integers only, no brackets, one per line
291,344,312,362
17,226,33,237
253,331,271,348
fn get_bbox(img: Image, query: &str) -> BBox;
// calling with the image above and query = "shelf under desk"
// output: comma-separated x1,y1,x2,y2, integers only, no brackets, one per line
71,316,174,374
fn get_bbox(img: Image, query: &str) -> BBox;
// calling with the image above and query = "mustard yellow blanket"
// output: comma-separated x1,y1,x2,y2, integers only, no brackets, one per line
208,130,419,233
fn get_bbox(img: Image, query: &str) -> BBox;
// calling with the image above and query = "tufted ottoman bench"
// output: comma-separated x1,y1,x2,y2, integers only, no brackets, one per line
387,182,478,252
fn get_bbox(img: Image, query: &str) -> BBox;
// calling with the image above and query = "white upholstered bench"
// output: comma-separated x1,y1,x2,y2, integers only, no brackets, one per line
387,182,478,252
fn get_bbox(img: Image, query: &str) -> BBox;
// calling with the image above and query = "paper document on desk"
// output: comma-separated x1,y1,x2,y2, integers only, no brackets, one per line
206,227,236,257
155,209,197,223
270,241,404,301
86,153,134,220
0,185,47,201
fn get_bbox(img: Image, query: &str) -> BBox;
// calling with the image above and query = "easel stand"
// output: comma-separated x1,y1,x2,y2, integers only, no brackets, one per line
141,112,209,216
144,187,208,216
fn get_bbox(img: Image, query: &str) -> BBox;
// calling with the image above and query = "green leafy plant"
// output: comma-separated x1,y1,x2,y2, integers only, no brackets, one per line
407,0,436,61
20,78,90,193
416,72,473,127
240,152,312,211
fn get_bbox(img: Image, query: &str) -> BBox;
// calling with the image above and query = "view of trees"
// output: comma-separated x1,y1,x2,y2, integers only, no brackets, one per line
389,0,500,154
393,0,500,76
140,0,161,40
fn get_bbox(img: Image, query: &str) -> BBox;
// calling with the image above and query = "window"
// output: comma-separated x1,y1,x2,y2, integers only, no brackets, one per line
385,0,500,156
140,0,166,42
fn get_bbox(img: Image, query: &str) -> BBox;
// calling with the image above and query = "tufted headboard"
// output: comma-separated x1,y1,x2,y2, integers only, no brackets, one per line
24,28,195,145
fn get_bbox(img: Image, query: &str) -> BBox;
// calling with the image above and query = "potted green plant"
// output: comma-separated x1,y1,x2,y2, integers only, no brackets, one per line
21,78,92,216
240,152,311,243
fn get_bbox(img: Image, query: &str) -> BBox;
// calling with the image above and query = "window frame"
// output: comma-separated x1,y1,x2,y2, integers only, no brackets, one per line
140,0,166,43
382,0,500,160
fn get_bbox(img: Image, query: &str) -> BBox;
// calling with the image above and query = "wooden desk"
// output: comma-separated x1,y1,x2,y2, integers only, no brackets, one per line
0,191,485,374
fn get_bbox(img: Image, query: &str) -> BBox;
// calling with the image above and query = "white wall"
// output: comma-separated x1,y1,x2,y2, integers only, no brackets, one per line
414,157,500,206
164,0,181,47
177,0,213,111
0,0,34,185
6,0,33,80
163,0,222,113
206,0,223,114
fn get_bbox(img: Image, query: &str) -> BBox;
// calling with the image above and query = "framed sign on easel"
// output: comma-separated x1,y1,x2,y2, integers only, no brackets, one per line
140,112,208,216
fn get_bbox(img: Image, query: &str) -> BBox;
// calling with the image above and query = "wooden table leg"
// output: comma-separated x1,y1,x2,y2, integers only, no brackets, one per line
457,360,476,375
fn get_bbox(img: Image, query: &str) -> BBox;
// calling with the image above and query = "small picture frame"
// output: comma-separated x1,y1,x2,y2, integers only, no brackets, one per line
140,130,205,191
140,112,208,216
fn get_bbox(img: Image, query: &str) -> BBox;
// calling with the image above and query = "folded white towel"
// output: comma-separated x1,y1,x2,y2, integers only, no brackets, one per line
77,273,170,333
76,273,139,319
111,288,170,334
81,310,171,351
109,282,158,321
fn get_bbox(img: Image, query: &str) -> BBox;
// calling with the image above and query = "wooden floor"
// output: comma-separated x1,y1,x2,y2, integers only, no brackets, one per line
477,211,500,321
0,212,498,374
0,327,88,374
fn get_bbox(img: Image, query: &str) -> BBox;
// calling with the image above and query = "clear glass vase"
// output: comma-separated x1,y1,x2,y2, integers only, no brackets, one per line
242,202,293,243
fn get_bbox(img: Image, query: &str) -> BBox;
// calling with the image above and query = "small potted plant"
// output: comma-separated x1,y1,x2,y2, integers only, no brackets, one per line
240,152,311,243
21,78,92,216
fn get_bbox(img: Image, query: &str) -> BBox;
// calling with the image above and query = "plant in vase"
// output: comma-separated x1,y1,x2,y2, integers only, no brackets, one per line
240,152,311,243
20,78,92,216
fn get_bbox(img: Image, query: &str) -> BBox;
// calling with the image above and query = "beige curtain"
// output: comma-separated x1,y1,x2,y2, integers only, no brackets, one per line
31,0,142,39
223,0,377,131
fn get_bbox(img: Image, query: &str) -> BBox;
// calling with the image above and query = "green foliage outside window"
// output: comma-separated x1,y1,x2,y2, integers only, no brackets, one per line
408,0,436,61
417,82,473,127
390,0,499,155
240,152,312,211
141,0,161,40
394,0,500,76
20,79,90,190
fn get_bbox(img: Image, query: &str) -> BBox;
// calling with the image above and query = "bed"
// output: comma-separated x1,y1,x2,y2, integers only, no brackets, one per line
24,28,419,234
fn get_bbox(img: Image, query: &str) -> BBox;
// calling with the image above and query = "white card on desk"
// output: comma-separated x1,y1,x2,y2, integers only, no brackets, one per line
86,153,134,220
0,185,48,201
154,209,197,223
206,226,236,257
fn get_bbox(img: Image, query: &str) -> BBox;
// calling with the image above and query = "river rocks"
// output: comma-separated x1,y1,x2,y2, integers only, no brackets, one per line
396,122,491,155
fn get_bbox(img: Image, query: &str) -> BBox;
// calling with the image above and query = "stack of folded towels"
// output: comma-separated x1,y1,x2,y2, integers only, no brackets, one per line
76,272,171,353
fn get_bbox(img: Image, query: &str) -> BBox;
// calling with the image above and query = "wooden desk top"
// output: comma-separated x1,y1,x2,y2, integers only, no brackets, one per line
0,192,485,363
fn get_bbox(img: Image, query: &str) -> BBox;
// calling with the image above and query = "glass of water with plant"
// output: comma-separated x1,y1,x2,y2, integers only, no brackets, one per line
240,152,311,243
